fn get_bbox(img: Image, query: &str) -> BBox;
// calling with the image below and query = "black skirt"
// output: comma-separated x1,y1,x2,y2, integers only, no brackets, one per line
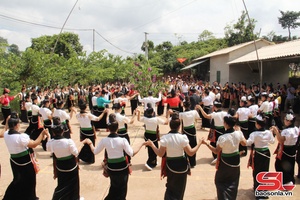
93,107,107,129
253,149,271,190
182,126,197,167
144,131,159,168
199,106,211,128
78,129,95,164
53,156,80,200
165,157,189,200
275,145,296,184
3,153,38,200
215,154,240,200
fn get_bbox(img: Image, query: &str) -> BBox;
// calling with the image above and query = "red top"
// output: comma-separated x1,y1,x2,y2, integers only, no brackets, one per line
1,96,15,106
163,96,181,107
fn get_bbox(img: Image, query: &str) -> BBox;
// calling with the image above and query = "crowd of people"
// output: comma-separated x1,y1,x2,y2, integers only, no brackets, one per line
0,77,300,200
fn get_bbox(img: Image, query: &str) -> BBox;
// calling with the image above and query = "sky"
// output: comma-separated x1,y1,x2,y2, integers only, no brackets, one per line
0,0,299,57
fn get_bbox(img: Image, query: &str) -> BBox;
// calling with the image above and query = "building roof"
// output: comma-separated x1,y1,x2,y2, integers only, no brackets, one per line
193,39,272,61
228,39,300,64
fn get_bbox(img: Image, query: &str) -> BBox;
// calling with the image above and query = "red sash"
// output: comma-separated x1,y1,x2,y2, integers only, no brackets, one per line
215,151,221,170
126,156,132,175
274,143,284,160
207,129,216,143
247,148,255,170
160,156,167,179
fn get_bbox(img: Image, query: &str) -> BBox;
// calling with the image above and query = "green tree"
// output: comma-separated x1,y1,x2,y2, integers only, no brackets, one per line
224,11,257,46
278,10,300,41
198,30,215,41
30,32,83,59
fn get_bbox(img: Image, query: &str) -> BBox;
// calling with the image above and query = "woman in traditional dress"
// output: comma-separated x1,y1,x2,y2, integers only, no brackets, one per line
95,89,112,130
202,114,246,200
177,96,202,168
39,98,53,151
53,99,75,138
136,104,167,170
84,114,144,200
76,102,108,164
272,112,299,185
24,95,44,140
46,117,83,200
18,86,28,123
246,113,275,198
163,89,182,116
200,89,213,129
0,88,18,125
234,96,251,156
113,103,136,163
145,113,202,200
198,100,227,165
3,112,46,200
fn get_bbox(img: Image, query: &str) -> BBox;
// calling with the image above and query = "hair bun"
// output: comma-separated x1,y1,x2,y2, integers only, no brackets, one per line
171,113,179,120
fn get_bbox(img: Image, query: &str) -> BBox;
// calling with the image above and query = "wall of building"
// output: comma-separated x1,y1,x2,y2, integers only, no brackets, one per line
210,54,229,84
229,60,290,86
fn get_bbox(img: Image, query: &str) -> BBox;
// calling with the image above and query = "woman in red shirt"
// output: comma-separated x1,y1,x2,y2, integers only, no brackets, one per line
0,88,18,125
163,89,182,115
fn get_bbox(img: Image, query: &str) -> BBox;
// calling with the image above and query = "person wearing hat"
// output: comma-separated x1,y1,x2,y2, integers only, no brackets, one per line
272,112,299,186
234,96,251,157
246,113,275,198
198,100,227,165
0,88,18,125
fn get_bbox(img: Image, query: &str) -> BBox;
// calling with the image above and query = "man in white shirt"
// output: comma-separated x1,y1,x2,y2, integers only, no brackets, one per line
138,91,162,112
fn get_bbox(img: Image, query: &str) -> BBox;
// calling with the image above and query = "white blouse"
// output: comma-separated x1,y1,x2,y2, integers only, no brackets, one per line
116,113,130,130
179,110,201,127
47,138,78,158
217,131,245,154
236,107,250,121
210,111,227,127
246,130,275,148
160,133,189,157
39,107,52,120
76,113,98,128
94,137,133,158
53,109,70,122
140,117,165,131
4,131,30,154
281,127,299,146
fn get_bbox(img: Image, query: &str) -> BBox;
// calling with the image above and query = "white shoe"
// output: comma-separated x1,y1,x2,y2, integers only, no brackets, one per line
79,197,85,200
211,158,217,165
145,163,152,171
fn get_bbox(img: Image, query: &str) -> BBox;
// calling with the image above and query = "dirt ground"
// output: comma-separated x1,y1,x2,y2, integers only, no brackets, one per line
0,105,299,200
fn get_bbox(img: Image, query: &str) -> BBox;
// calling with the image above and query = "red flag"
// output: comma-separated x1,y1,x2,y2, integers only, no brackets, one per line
177,58,187,63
